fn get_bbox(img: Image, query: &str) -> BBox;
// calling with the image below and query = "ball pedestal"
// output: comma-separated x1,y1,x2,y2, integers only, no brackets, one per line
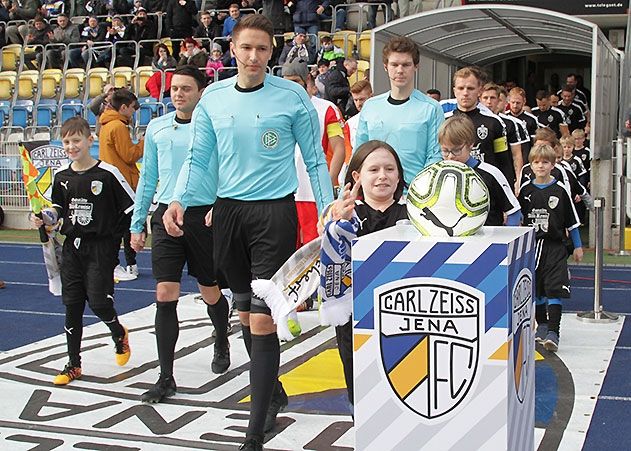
352,224,536,451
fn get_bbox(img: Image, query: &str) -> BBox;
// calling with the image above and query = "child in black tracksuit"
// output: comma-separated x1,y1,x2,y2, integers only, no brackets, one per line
518,143,584,352
31,117,135,384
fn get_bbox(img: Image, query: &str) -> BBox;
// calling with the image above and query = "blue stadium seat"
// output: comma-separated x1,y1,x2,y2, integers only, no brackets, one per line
0,100,10,126
60,99,84,124
36,99,58,127
165,100,175,114
137,97,164,126
12,100,33,128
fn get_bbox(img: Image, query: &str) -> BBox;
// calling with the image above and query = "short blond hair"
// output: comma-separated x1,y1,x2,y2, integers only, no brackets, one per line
438,115,476,147
571,128,586,139
534,127,559,147
529,144,557,164
560,136,575,147
453,66,487,86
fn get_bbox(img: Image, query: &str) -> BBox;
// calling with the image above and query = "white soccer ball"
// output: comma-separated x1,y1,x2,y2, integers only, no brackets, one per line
406,160,489,237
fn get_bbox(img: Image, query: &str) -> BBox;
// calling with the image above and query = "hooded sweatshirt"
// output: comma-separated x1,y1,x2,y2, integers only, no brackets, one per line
99,110,144,190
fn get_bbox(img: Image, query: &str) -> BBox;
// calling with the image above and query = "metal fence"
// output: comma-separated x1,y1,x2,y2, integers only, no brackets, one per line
0,130,28,210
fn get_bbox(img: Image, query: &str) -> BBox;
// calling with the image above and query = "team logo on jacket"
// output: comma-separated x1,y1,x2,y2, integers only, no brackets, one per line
91,181,103,195
376,278,484,420
261,129,280,149
548,196,559,209
477,124,488,140
547,115,554,123
512,268,533,403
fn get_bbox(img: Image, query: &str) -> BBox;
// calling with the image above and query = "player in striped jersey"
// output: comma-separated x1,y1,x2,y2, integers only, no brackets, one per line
438,115,521,226
480,82,526,185
532,90,569,138
506,87,539,164
518,143,583,352
557,85,587,133
445,67,510,182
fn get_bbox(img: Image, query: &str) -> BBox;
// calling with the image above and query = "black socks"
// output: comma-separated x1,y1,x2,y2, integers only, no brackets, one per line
247,332,280,439
547,304,562,335
207,295,229,344
242,324,253,357
155,300,179,377
535,303,548,325
65,303,85,367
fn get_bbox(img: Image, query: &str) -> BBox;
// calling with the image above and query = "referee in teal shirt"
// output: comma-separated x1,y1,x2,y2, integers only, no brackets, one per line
164,15,334,451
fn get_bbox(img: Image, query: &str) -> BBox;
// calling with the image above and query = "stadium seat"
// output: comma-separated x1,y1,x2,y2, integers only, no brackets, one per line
112,66,134,89
133,66,154,98
0,100,10,126
12,100,34,128
1,45,22,72
87,67,110,98
60,99,84,124
36,99,58,127
357,31,371,61
137,97,165,126
63,68,86,100
17,70,39,100
165,101,175,114
348,60,370,85
0,72,16,100
333,31,356,58
40,69,63,99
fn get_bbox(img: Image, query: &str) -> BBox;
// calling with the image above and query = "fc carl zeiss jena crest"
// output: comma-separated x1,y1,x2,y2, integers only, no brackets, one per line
376,278,484,420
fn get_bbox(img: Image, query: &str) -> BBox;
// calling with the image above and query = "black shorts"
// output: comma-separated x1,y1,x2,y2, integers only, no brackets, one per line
535,239,570,299
213,195,297,312
61,236,117,308
151,203,216,287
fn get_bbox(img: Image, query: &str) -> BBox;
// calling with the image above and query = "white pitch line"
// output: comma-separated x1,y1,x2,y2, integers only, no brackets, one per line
598,395,631,402
0,308,97,318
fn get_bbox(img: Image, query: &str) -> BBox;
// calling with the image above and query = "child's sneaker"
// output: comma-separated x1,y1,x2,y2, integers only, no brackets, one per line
535,324,548,343
53,363,82,385
114,265,137,282
543,331,559,352
126,264,138,277
115,327,131,366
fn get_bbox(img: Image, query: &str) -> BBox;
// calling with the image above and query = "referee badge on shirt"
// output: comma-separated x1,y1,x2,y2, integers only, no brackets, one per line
261,129,280,149
548,196,559,209
476,124,488,140
91,180,103,195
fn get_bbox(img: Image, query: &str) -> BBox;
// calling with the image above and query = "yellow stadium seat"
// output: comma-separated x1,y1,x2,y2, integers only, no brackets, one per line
64,68,86,99
133,66,154,98
112,66,134,89
2,45,22,71
333,31,356,58
0,71,16,100
87,67,110,98
17,69,36,95
41,69,63,99
358,31,371,61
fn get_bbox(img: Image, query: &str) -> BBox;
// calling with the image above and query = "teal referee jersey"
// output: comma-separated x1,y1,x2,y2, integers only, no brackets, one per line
173,74,334,212
355,90,444,185
130,112,217,233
